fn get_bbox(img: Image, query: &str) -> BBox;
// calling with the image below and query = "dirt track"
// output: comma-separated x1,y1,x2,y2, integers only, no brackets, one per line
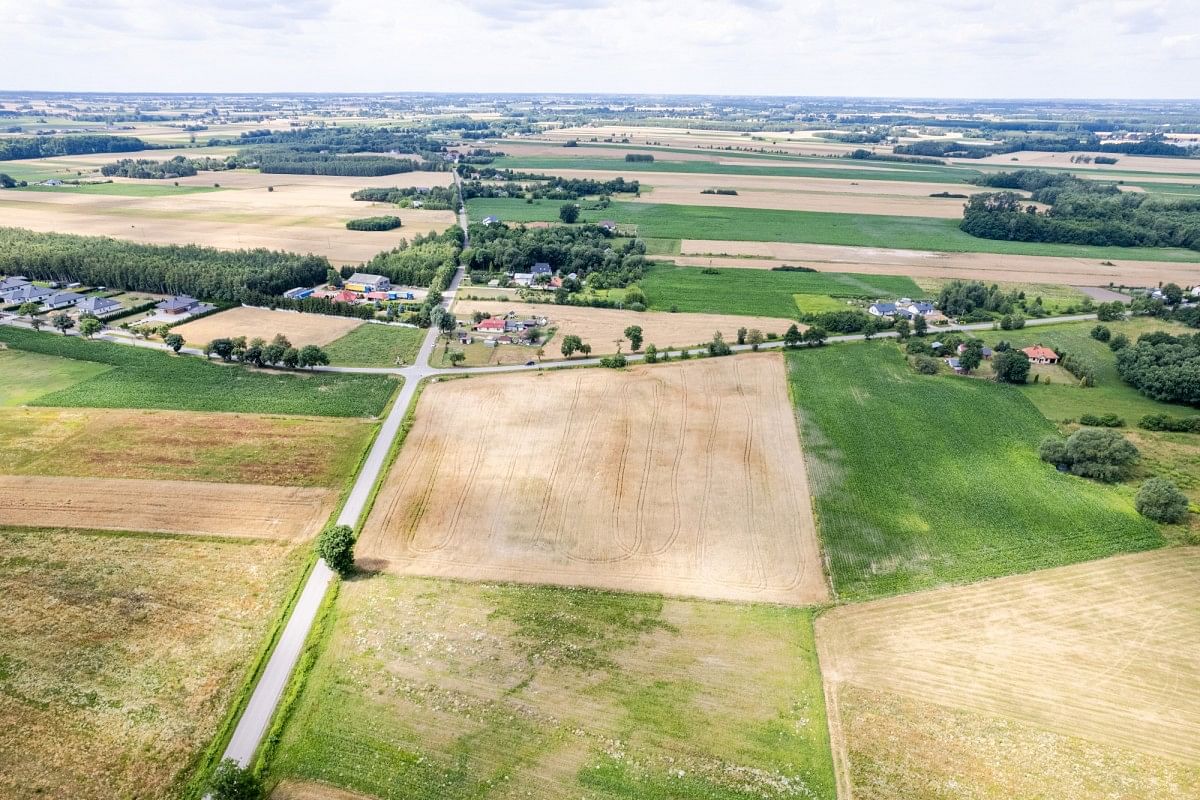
357,355,829,605
172,306,363,348
451,299,798,353
816,547,1200,765
674,240,1200,285
0,475,336,540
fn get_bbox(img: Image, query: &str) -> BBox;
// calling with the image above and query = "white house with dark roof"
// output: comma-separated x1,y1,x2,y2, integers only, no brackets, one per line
42,291,86,310
482,215,500,225
157,295,202,314
76,296,122,317
868,302,897,317
5,284,52,304
0,276,29,295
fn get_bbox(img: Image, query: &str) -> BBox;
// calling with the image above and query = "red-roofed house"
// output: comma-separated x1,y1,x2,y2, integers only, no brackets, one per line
476,317,506,333
1022,345,1059,364
332,290,360,303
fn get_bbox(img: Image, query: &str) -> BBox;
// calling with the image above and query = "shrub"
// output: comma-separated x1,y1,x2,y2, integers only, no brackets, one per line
599,353,627,368
1038,428,1139,482
316,524,356,576
208,758,263,800
1079,412,1124,428
1135,477,1189,523
1090,324,1111,342
1138,413,1200,433
346,215,402,231
1108,333,1130,351
912,354,940,374
1096,301,1125,322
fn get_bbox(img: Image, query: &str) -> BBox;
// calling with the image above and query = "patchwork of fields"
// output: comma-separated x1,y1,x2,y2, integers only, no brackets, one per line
358,355,828,605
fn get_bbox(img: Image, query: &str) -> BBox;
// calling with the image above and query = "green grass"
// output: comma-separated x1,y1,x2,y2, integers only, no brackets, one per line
787,344,1162,601
793,294,856,314
975,318,1200,424
467,198,1200,262
638,263,922,318
0,327,397,417
0,347,112,406
15,182,220,197
492,155,975,184
265,576,836,800
323,323,425,367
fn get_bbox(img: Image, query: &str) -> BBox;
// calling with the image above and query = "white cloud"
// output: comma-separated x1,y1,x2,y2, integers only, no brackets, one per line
0,0,1197,97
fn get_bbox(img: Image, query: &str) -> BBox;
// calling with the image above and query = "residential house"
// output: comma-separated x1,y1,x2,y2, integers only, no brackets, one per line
75,296,122,317
283,287,314,300
156,295,202,315
899,301,936,319
868,302,897,317
343,273,391,293
42,291,85,310
955,343,995,359
946,357,964,373
483,215,500,225
598,220,618,233
1022,345,1059,364
531,262,553,277
0,276,29,294
5,284,52,304
331,290,360,304
476,318,506,334
512,273,533,287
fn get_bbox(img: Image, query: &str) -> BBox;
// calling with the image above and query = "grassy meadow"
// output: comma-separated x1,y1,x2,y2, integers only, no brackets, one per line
323,323,425,367
466,198,1200,262
265,576,836,800
787,344,1161,600
0,526,307,800
0,347,112,406
637,263,923,318
0,327,398,418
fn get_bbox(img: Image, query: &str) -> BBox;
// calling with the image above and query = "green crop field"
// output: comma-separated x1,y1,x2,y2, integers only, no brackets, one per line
637,263,922,318
324,323,424,367
793,293,856,314
0,347,112,406
266,576,836,800
15,182,220,197
975,318,1197,424
467,198,1200,262
787,344,1161,601
0,327,398,417
491,155,975,184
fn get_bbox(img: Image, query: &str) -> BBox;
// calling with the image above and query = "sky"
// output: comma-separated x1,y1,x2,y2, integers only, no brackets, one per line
3,0,1199,98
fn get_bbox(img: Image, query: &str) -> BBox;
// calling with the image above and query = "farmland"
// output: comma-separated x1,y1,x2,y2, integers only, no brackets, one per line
266,575,837,800
0,407,375,486
451,298,798,354
172,306,365,348
0,327,398,417
467,198,1200,262
0,347,112,406
817,548,1200,798
323,322,425,367
16,181,221,197
638,263,923,318
787,344,1160,600
0,525,307,800
358,355,829,605
0,475,336,539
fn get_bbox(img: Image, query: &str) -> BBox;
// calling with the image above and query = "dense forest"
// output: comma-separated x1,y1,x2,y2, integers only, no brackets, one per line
464,223,647,288
0,135,154,160
0,228,328,300
205,126,455,177
960,170,1200,250
362,228,464,287
1116,331,1200,405
100,156,198,179
896,133,1195,160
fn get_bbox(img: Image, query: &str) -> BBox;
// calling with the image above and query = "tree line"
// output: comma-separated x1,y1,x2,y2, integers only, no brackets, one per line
100,156,198,179
0,134,155,161
896,133,1195,160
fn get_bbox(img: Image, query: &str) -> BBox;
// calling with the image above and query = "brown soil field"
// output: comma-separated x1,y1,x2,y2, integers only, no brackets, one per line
0,525,306,800
675,240,1200,285
172,306,363,348
451,299,797,354
0,406,375,486
961,149,1200,176
0,169,456,264
531,126,860,157
631,186,969,217
357,355,829,605
272,782,375,800
817,548,1200,796
0,475,336,540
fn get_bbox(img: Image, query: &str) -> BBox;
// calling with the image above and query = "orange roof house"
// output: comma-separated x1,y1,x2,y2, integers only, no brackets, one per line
1022,345,1059,364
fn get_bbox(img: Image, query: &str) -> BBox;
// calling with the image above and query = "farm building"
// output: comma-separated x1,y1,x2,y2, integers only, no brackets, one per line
1022,345,1059,364
157,295,202,315
331,290,360,303
76,296,122,317
343,273,390,293
42,291,86,310
283,287,314,300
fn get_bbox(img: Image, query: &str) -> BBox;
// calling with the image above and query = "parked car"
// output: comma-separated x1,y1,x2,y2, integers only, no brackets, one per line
525,360,536,366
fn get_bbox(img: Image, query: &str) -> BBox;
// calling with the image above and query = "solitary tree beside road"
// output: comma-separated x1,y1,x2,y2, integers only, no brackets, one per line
51,312,74,335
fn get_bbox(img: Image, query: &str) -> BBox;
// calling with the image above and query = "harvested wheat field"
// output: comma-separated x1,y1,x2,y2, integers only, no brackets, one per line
172,306,363,348
817,548,1200,799
0,406,375,486
0,525,306,800
358,354,828,604
0,475,336,540
0,170,456,264
272,782,375,800
451,299,797,354
676,239,1200,285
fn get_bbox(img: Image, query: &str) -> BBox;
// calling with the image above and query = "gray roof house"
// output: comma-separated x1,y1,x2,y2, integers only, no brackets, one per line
482,215,500,225
0,276,29,293
868,302,897,317
5,284,52,304
531,262,552,275
76,296,122,317
42,291,86,310
157,295,201,314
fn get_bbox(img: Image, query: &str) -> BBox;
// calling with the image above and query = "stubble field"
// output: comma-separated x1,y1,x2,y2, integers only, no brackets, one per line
0,526,307,800
816,547,1200,799
171,306,365,349
358,355,829,605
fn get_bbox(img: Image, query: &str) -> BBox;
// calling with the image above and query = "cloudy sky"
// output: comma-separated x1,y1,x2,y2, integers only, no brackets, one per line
3,0,1198,98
